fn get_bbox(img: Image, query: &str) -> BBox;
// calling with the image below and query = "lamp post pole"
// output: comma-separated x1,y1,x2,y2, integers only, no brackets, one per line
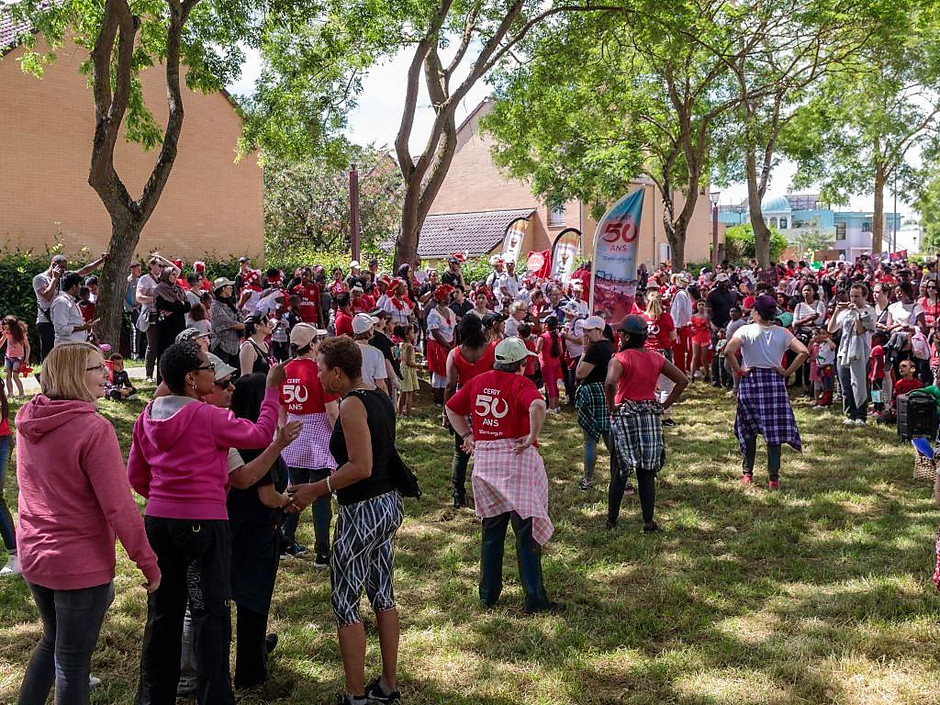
710,190,721,269
349,164,360,262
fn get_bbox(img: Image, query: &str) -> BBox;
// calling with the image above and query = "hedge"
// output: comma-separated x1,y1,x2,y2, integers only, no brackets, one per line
0,245,520,362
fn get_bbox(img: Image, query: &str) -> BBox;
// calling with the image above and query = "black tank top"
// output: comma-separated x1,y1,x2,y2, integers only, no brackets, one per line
244,339,274,376
329,389,397,506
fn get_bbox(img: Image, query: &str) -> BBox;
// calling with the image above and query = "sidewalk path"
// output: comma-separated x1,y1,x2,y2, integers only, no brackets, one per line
17,365,149,395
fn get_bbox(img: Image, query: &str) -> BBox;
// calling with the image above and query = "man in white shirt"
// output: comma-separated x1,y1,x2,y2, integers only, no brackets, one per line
351,313,390,395
33,252,108,360
51,273,97,346
670,273,693,372
497,261,521,300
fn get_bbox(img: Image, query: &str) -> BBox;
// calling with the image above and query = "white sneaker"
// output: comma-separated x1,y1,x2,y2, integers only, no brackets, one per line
842,418,855,426
854,418,867,426
0,555,20,577
89,676,101,689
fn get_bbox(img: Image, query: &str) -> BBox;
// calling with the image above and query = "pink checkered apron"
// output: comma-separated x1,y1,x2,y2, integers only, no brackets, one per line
471,438,554,545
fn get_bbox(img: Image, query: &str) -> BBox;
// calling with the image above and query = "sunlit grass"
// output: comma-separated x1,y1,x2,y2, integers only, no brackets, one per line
2,383,940,703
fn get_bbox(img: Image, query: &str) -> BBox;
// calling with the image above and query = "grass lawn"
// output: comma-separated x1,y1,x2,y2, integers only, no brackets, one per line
1,383,940,704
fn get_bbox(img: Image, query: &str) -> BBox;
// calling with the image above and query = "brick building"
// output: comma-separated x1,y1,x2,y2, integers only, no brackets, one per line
0,22,263,262
423,100,717,266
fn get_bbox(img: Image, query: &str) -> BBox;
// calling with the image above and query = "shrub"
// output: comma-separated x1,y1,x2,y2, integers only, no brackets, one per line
724,224,788,264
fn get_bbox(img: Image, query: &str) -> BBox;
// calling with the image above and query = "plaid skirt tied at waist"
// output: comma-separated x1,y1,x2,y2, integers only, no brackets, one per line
471,438,554,545
609,399,665,480
575,381,611,441
734,367,802,454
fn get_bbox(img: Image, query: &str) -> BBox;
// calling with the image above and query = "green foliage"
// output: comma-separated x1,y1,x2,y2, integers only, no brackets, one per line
263,145,403,254
917,168,940,255
724,224,788,264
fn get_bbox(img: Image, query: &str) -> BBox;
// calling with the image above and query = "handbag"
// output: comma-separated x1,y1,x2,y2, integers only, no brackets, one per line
348,389,422,499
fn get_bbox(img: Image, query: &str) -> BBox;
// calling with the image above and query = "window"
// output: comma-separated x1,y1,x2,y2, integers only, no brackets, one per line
548,204,566,227
835,223,846,240
769,217,778,228
779,217,788,230
862,220,872,232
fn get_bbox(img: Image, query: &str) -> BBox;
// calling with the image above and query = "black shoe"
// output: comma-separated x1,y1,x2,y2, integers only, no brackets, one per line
643,521,662,534
453,496,465,509
523,600,567,615
605,519,616,530
335,695,367,705
265,633,278,655
314,552,330,569
282,542,308,558
364,676,402,703
662,418,676,427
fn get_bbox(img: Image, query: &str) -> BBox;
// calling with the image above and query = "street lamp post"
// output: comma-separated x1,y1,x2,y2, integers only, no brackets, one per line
710,190,721,268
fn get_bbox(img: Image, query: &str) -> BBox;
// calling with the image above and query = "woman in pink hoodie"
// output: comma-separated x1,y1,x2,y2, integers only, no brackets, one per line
128,341,283,705
16,341,160,705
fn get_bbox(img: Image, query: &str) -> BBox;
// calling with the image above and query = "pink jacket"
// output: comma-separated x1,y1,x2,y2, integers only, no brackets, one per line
15,395,159,590
127,389,279,520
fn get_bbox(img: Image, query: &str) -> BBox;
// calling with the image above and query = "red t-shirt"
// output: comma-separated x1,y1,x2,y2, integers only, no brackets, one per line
523,338,538,376
351,295,375,314
446,370,543,442
291,283,321,325
453,342,496,386
643,312,675,352
870,346,885,381
280,358,337,414
613,348,666,403
895,377,924,398
335,310,354,337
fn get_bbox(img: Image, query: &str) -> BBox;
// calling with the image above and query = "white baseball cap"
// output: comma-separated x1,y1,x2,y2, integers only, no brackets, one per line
582,315,606,331
494,337,538,364
352,313,378,335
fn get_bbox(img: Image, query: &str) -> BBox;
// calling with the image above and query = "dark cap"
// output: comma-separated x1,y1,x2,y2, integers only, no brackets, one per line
616,314,648,335
481,312,508,328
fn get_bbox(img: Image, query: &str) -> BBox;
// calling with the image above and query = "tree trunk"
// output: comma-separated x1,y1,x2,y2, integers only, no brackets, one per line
395,184,421,268
663,215,687,268
745,150,772,268
872,164,885,255
95,216,143,349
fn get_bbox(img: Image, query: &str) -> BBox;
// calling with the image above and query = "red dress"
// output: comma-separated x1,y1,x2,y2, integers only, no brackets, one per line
690,314,711,346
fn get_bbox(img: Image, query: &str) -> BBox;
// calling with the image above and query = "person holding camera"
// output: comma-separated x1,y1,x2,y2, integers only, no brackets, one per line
33,253,108,359
51,273,99,346
827,283,876,426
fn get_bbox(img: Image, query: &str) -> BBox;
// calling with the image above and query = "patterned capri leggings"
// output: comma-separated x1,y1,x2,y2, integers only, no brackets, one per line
331,491,404,627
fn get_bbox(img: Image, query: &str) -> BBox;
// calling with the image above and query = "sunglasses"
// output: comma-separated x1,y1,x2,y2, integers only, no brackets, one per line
213,375,234,389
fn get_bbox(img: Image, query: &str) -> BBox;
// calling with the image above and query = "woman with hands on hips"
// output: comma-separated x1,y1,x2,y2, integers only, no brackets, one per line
724,294,808,489
445,337,562,615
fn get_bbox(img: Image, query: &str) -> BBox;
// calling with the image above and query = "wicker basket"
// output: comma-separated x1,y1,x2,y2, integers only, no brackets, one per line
914,451,936,481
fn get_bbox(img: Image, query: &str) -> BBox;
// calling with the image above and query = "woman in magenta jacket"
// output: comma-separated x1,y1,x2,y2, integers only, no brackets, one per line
16,341,160,705
127,341,283,705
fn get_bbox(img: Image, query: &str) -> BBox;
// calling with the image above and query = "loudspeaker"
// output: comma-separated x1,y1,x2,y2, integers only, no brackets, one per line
897,392,938,441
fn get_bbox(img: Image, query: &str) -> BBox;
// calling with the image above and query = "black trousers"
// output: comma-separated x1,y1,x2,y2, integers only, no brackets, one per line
452,431,470,503
608,466,656,526
233,605,269,689
37,321,55,361
281,467,332,555
480,512,549,611
137,517,234,705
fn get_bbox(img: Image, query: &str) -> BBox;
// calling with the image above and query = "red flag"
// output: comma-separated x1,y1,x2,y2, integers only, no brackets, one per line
526,250,552,279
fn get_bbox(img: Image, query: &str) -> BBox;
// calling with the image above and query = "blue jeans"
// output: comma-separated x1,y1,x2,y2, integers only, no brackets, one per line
0,436,15,552
19,581,114,705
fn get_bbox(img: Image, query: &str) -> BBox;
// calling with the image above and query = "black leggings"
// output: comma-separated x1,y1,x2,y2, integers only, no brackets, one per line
608,467,655,526
742,437,781,480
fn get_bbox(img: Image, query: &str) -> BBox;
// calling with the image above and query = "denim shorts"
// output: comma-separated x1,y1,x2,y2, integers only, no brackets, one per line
4,356,22,372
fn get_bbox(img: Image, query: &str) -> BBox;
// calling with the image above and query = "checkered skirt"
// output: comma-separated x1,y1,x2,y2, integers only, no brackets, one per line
734,367,802,454
575,382,610,441
609,399,665,479
472,439,554,545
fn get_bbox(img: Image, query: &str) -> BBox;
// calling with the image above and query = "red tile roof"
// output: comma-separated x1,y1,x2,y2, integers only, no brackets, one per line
415,208,535,258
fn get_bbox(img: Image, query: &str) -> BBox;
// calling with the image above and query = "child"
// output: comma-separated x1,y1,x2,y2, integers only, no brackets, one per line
869,332,887,415
894,359,924,403
189,302,211,336
536,315,563,411
396,324,419,416
689,300,712,382
0,316,29,399
106,354,138,401
811,327,836,408
270,305,290,362
518,323,540,386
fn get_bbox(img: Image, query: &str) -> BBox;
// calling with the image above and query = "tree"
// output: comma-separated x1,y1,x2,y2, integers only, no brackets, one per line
724,223,788,264
263,145,404,254
245,0,636,269
783,0,940,254
8,0,258,347
916,165,940,254
483,4,805,265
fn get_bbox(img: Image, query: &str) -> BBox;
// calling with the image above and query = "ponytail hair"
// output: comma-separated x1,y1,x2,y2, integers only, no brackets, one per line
544,315,561,357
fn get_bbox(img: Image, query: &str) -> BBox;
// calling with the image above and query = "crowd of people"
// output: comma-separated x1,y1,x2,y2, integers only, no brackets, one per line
2,247,939,704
